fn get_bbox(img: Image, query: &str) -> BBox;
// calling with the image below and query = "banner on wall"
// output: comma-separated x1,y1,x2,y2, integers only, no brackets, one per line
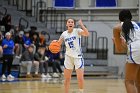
53,0,75,8
96,0,117,7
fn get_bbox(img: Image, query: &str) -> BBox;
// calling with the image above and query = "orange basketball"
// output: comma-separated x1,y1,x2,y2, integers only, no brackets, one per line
49,41,61,54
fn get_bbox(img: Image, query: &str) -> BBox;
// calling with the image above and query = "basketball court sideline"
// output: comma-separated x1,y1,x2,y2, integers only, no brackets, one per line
0,77,126,93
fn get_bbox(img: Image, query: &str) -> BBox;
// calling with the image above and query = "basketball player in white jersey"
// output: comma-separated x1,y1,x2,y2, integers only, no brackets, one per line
113,10,140,93
55,18,89,93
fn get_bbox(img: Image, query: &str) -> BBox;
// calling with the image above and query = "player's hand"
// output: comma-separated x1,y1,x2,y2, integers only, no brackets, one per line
78,19,84,27
51,40,61,45
52,40,58,42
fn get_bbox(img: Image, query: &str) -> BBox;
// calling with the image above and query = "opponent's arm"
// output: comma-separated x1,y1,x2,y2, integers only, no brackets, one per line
113,24,127,52
78,19,89,36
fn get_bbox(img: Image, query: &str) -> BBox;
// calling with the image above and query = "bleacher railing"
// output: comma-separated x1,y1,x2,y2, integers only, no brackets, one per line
36,1,46,20
19,17,29,30
45,7,57,29
8,0,17,6
97,37,108,59
38,7,66,34
87,31,97,53
0,7,7,16
55,13,66,34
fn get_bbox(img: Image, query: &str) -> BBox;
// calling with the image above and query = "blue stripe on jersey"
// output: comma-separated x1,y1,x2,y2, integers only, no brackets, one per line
129,44,136,64
79,58,84,69
79,38,82,55
64,64,67,69
79,38,81,46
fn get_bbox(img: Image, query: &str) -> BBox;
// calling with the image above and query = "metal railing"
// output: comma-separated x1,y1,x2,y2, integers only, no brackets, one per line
17,0,26,11
19,17,29,30
45,7,57,29
36,1,46,20
0,7,7,25
8,0,17,6
87,31,97,53
0,7,7,16
38,7,66,34
97,37,108,59
55,13,66,33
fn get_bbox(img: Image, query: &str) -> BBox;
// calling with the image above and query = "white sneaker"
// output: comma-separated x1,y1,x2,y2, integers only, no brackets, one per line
1,74,6,79
7,74,15,79
41,74,47,78
52,73,59,78
46,74,51,78
60,73,64,78
15,56,21,59
52,78,58,83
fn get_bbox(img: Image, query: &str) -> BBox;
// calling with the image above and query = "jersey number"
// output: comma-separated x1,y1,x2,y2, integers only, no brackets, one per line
68,41,74,48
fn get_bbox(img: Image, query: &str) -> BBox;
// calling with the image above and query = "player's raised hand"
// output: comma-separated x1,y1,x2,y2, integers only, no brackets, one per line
52,40,58,42
78,19,84,27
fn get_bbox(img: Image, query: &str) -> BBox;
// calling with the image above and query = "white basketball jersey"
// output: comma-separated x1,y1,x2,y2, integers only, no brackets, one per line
121,21,140,64
60,28,83,58
121,21,140,44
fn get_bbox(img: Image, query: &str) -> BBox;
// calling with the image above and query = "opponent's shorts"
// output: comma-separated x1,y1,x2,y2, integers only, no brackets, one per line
127,42,140,64
64,54,84,69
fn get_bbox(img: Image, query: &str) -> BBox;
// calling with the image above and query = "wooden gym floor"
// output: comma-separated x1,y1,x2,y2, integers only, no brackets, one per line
0,77,126,93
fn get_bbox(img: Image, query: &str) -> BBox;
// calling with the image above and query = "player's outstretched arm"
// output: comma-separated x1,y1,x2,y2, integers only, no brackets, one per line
78,19,89,36
58,38,63,45
51,34,64,46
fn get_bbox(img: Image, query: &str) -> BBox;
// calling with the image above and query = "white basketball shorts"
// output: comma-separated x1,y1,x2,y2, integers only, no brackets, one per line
64,54,84,69
127,42,140,64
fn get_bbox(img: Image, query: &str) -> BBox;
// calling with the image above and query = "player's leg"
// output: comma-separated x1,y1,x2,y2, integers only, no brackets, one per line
76,69,84,93
125,62,139,93
63,55,74,93
135,65,140,93
64,69,73,93
75,58,84,93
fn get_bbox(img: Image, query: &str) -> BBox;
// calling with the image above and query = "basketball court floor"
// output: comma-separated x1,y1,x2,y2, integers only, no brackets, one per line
0,77,126,93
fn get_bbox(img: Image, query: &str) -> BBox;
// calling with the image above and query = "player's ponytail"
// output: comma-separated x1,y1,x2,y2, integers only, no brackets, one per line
122,19,134,42
119,9,134,42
